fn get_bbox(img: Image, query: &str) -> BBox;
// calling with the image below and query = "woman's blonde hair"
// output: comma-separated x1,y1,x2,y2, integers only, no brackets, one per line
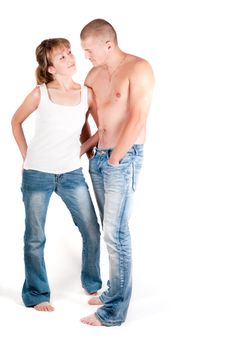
35,38,70,84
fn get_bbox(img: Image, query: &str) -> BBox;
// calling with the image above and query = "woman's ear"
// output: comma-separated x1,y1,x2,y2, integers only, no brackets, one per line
48,65,56,74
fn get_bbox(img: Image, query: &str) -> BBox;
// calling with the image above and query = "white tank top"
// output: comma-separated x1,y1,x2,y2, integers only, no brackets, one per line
24,83,87,174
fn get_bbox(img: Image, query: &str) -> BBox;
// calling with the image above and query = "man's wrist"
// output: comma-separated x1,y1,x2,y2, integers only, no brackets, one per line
108,156,119,165
86,148,94,159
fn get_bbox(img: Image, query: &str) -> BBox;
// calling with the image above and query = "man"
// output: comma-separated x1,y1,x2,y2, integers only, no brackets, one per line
80,19,154,326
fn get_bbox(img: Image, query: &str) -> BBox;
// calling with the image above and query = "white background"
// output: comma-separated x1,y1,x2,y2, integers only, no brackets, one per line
0,0,231,349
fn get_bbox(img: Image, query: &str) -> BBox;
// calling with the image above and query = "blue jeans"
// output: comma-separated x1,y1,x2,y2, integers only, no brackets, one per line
21,168,102,307
89,144,143,326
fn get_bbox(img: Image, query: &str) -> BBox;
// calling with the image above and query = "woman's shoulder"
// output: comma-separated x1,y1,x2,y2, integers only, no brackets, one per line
74,82,82,90
25,85,41,103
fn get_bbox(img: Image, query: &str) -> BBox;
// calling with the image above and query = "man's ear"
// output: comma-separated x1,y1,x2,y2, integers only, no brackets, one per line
106,40,112,51
48,65,56,74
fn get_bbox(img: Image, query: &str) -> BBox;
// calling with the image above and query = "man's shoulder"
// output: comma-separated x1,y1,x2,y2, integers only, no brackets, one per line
126,54,154,79
85,66,104,86
126,54,152,71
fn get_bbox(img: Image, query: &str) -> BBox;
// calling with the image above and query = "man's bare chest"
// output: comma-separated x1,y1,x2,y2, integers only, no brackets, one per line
93,77,129,107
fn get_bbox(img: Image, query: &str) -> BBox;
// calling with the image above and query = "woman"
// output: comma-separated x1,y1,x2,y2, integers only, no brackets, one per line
11,38,102,311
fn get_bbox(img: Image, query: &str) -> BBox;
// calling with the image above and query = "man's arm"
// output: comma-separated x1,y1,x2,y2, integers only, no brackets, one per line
80,131,99,157
109,60,155,165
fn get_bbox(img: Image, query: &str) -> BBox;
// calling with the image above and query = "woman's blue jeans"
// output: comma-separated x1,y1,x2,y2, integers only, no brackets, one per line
21,168,102,307
89,144,143,326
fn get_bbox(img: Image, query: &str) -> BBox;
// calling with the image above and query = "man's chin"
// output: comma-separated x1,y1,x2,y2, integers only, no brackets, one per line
90,60,100,67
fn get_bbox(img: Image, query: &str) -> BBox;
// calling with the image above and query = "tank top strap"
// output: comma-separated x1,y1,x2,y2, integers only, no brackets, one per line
38,83,49,101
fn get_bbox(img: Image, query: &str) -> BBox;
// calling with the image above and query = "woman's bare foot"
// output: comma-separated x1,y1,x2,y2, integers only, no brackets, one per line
88,297,103,305
80,313,103,326
34,302,54,312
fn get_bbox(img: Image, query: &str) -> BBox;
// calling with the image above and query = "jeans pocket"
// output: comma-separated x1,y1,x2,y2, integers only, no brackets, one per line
107,160,120,167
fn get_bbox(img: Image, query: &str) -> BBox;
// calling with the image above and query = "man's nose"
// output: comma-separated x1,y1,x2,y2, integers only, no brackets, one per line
85,52,91,59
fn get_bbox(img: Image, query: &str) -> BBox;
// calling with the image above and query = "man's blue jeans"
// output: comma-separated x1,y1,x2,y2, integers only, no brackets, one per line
21,168,102,307
89,144,143,326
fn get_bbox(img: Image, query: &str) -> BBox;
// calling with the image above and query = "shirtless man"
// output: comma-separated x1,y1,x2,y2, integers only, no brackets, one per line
79,19,154,327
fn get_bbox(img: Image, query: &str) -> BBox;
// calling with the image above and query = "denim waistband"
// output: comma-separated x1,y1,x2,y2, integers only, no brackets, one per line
94,144,143,157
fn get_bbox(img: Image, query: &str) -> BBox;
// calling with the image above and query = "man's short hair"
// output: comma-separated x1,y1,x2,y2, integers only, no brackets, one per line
80,18,118,44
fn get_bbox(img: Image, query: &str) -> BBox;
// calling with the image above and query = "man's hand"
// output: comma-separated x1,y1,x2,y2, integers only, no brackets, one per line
86,148,94,160
108,156,119,166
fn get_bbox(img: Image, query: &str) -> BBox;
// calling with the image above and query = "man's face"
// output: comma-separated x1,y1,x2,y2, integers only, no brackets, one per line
81,36,108,66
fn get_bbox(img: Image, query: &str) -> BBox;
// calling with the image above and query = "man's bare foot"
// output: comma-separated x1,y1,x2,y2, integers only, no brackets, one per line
88,296,103,305
34,302,54,312
80,313,103,326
